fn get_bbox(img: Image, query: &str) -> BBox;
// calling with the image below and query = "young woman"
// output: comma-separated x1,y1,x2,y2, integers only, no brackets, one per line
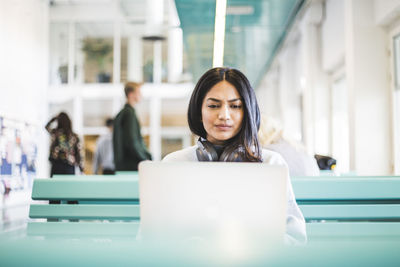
163,67,306,244
46,112,83,177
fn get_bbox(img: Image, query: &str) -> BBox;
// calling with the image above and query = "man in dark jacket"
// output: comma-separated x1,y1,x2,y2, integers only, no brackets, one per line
113,82,152,171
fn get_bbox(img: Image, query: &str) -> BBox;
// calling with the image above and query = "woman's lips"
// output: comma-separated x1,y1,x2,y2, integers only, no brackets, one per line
215,125,232,131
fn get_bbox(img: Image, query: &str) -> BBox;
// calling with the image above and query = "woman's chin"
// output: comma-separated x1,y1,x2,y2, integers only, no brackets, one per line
211,134,234,144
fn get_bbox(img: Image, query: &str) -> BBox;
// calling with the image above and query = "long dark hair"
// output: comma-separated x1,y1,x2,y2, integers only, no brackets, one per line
57,112,73,136
188,67,262,162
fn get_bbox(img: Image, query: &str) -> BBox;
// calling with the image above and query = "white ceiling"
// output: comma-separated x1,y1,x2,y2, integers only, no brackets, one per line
50,0,176,37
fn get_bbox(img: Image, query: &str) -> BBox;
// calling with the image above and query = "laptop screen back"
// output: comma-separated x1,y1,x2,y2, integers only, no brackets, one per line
139,161,287,246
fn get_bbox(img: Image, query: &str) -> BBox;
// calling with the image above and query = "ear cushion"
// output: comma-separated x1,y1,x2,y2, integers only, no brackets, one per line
219,145,246,162
196,138,246,162
196,138,219,161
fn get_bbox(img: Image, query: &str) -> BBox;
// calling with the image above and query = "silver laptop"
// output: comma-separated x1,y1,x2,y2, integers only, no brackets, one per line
138,161,287,248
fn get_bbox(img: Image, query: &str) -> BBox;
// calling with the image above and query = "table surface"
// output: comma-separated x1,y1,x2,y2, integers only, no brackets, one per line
1,227,400,266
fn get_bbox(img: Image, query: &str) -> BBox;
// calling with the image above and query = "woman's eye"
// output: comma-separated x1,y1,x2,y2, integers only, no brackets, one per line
231,105,242,109
208,105,219,108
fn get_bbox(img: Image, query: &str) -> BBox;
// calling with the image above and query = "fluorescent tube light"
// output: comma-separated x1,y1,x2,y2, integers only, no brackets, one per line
212,0,227,67
226,5,254,15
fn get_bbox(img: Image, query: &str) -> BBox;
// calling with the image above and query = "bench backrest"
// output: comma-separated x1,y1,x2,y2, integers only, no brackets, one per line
292,177,400,239
292,177,400,222
30,174,400,240
29,176,139,221
33,175,400,222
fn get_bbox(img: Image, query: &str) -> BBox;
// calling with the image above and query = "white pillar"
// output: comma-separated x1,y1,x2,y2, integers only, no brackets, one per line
68,21,75,84
145,0,164,161
278,44,303,140
299,1,329,155
345,0,392,174
127,36,143,82
299,10,317,154
150,96,161,161
113,20,121,84
167,0,182,83
112,96,123,117
73,96,83,137
145,0,164,37
149,41,163,161
49,25,61,84
37,1,51,178
168,27,183,82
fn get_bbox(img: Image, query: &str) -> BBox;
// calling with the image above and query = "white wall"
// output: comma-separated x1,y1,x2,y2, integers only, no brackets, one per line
0,0,49,177
257,0,395,174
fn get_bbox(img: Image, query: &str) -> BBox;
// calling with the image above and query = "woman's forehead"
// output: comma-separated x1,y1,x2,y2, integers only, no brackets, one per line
204,81,241,100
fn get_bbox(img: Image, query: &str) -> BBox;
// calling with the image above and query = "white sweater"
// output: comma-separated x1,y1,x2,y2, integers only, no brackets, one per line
163,145,307,245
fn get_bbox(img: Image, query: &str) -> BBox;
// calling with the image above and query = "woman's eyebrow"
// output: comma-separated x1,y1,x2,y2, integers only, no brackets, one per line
206,98,221,102
206,97,242,102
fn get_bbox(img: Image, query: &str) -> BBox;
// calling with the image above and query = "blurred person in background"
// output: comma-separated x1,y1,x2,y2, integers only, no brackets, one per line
93,118,115,174
113,82,152,171
45,112,84,177
258,115,319,177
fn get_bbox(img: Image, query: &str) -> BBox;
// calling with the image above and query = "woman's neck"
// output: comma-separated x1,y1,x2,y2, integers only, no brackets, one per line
213,144,225,159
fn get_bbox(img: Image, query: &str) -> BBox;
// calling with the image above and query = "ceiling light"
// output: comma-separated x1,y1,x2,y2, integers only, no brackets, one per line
226,5,254,15
212,0,227,68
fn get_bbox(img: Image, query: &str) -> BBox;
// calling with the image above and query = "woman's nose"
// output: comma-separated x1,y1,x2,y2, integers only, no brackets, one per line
218,105,231,120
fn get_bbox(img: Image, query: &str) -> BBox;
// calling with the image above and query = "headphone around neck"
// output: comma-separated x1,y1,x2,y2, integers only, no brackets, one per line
196,138,246,162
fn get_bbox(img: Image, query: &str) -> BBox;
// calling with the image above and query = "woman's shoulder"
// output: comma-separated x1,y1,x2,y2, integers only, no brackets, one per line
162,145,198,162
261,148,287,165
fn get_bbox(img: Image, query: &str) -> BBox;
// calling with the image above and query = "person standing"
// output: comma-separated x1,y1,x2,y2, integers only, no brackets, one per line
45,112,84,177
258,115,320,177
113,82,152,171
93,118,115,174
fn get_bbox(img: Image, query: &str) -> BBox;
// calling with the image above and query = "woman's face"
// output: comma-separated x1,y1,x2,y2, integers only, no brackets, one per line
201,81,244,145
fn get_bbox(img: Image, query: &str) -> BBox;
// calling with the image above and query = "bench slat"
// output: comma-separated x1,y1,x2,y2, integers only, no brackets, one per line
29,204,140,220
52,174,138,179
307,222,400,237
299,204,400,221
292,178,400,200
31,177,139,200
27,221,140,236
115,171,138,176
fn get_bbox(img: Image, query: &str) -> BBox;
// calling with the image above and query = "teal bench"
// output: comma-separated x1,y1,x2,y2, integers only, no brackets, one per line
28,176,140,239
29,174,400,242
292,176,400,240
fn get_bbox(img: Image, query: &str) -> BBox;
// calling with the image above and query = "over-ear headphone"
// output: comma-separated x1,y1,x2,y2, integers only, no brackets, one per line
196,138,246,162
